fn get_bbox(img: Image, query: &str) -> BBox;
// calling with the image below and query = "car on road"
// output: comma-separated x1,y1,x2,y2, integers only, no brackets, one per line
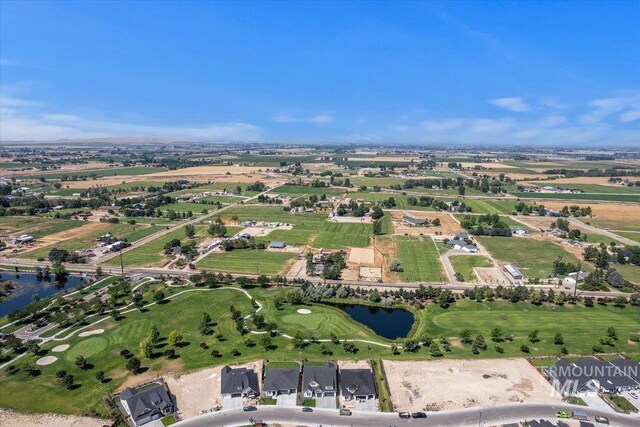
398,412,411,419
339,408,352,416
411,412,427,418
302,407,313,413
555,411,570,418
595,415,609,424
243,406,257,412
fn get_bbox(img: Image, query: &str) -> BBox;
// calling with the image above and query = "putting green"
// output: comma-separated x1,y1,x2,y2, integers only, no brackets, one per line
65,337,109,361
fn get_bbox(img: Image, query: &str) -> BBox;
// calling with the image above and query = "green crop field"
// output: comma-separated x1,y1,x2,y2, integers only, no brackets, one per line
526,183,640,195
615,231,640,243
268,184,345,197
476,236,587,279
511,192,640,203
449,255,493,282
348,191,435,211
197,249,296,275
395,235,446,282
311,222,372,248
586,218,640,232
462,199,523,214
159,203,215,214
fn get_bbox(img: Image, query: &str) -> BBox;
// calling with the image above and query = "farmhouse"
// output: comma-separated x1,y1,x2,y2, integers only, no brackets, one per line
461,244,478,253
262,368,300,397
504,264,524,281
548,228,568,238
119,382,175,427
339,369,377,401
562,271,589,287
302,361,338,398
402,215,426,226
446,239,467,250
220,366,260,398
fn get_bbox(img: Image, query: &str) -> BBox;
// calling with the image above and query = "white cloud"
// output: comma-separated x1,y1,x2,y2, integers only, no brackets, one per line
536,115,567,127
421,119,464,132
271,112,334,124
620,109,640,123
489,97,530,112
0,95,263,141
580,96,639,124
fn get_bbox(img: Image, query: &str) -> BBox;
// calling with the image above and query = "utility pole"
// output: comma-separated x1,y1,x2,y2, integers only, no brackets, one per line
119,247,124,276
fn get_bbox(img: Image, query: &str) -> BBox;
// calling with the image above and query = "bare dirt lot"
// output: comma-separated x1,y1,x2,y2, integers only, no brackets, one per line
164,360,263,419
475,267,511,285
391,211,463,236
0,408,104,427
348,247,375,264
383,358,562,411
148,165,266,177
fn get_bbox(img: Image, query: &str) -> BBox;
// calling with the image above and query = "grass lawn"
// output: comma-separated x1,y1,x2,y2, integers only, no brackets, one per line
395,236,446,282
196,249,297,275
449,255,493,282
377,214,393,235
476,236,585,279
614,264,640,285
615,231,640,243
311,222,372,249
609,395,638,413
412,299,640,357
264,361,300,370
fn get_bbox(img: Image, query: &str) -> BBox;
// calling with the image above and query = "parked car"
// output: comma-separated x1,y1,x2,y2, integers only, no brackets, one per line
595,415,609,424
555,411,570,418
302,407,313,413
411,412,427,419
339,408,352,416
243,406,257,412
398,412,411,419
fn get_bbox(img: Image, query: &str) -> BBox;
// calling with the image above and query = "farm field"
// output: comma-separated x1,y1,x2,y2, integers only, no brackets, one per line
310,222,372,249
615,231,640,243
475,236,586,279
511,192,640,203
586,218,640,232
268,184,345,197
395,235,446,282
462,199,522,214
348,191,435,211
0,217,85,238
449,255,493,282
196,249,297,275
525,183,640,194
21,222,163,260
21,166,167,179
106,226,195,267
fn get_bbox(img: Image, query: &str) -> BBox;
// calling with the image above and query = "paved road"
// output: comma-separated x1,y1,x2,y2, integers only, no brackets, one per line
175,402,640,427
568,217,638,246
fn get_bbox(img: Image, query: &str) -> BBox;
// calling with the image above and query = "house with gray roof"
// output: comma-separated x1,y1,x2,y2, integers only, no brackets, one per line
119,382,174,426
221,366,260,398
302,361,338,398
262,367,299,396
402,215,426,226
340,369,377,401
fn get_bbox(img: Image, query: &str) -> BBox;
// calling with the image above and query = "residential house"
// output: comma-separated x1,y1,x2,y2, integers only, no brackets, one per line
461,244,478,253
269,241,287,249
446,239,467,250
302,361,338,398
119,382,175,427
548,228,568,238
513,228,529,236
544,357,640,396
262,368,300,397
339,369,377,401
402,215,426,226
220,366,260,398
562,271,589,287
454,232,469,240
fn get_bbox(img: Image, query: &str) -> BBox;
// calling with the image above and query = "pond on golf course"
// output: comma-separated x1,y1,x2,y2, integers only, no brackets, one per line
338,304,414,340
0,271,86,318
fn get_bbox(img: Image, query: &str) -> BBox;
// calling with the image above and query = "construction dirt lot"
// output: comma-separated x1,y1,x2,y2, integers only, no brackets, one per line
164,360,263,419
0,409,103,427
391,211,463,236
383,358,562,411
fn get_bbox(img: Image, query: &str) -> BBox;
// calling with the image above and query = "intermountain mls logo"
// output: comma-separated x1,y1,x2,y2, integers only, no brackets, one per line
546,364,640,395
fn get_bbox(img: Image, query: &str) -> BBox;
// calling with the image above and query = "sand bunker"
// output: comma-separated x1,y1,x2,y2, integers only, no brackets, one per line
36,356,58,366
51,344,69,353
78,328,104,337
297,309,312,314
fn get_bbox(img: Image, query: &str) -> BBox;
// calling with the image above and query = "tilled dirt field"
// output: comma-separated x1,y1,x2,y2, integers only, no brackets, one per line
383,358,561,411
0,409,103,427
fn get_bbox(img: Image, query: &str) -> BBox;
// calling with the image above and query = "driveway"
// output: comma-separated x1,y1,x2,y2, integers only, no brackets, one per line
354,398,378,412
222,396,244,410
578,391,614,412
276,394,297,407
315,395,337,409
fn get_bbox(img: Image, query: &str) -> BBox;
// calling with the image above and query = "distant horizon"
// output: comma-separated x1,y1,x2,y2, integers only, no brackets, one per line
1,1,639,145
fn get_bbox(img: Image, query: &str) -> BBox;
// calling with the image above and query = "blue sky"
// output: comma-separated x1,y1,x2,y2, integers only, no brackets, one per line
1,1,639,146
